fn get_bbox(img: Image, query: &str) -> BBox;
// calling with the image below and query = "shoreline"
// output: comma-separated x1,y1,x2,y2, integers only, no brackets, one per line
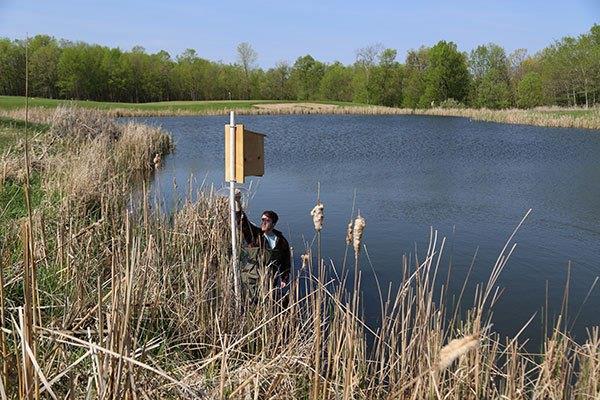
1,102,599,130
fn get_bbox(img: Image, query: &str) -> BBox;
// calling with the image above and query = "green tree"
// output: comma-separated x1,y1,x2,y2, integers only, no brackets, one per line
571,31,598,108
263,61,293,100
539,43,570,105
248,68,266,99
0,39,25,96
369,48,404,106
468,43,512,108
126,46,150,102
28,35,61,98
290,55,325,100
2,24,599,106
589,24,600,105
171,49,202,100
516,72,544,108
216,63,245,100
420,41,469,107
319,62,353,101
402,47,429,108
101,48,131,101
475,73,511,108
537,30,600,107
57,43,107,100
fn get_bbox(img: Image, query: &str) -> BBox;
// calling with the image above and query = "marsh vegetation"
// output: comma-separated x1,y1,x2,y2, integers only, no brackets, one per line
0,108,598,398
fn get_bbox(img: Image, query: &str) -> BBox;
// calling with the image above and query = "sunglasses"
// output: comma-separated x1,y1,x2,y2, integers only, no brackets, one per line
261,217,272,223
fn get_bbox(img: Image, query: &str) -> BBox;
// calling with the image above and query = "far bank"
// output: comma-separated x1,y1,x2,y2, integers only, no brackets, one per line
1,96,599,130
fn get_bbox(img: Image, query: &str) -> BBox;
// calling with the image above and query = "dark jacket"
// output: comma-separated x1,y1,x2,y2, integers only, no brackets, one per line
236,211,291,282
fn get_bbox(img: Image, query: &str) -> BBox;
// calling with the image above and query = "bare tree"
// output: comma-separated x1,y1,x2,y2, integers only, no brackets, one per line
355,43,383,103
237,42,257,98
355,43,384,68
508,48,528,82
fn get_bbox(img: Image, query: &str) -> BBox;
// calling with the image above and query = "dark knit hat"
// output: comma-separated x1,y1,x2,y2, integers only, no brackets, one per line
262,210,279,225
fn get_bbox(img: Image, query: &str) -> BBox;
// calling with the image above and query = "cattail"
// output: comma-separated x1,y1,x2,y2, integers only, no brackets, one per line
352,215,365,255
153,153,162,169
301,252,310,269
310,203,324,232
437,333,479,371
345,220,353,245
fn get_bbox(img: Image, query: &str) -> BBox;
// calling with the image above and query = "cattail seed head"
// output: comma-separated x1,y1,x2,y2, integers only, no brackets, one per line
345,220,353,245
352,215,366,255
310,202,324,232
438,333,479,371
153,152,162,169
301,252,310,269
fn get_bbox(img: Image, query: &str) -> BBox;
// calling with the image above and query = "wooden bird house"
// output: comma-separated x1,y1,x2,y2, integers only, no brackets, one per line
225,124,266,183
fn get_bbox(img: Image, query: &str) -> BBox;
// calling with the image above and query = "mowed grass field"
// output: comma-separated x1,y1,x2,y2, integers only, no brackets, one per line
2,94,597,116
0,95,361,112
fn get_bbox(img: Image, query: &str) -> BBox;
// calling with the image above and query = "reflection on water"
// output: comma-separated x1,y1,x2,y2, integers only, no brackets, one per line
130,114,600,345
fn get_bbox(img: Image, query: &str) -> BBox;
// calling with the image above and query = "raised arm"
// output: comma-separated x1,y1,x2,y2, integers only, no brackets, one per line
235,191,261,245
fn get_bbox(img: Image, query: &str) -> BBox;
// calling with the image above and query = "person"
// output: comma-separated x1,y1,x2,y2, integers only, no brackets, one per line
234,192,291,301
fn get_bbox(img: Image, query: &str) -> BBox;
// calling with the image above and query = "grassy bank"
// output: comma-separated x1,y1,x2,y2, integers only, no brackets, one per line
1,107,175,397
0,117,48,239
1,107,599,398
0,117,48,151
0,95,361,114
0,95,270,112
2,95,600,129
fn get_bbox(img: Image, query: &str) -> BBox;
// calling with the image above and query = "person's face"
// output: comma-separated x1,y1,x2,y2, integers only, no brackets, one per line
261,214,274,233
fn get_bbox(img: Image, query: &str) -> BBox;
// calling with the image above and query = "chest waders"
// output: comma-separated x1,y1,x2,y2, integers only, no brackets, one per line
239,244,282,301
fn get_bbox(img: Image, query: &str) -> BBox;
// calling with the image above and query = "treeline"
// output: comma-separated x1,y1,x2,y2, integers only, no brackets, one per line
1,25,599,108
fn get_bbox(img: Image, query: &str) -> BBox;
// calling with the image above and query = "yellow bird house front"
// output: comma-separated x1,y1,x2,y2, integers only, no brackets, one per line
225,124,266,183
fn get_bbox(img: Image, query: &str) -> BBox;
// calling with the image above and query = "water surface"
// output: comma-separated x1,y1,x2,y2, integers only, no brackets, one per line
133,114,600,344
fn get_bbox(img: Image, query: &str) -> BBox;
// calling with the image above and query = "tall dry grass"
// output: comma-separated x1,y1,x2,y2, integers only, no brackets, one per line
42,107,172,216
1,107,599,398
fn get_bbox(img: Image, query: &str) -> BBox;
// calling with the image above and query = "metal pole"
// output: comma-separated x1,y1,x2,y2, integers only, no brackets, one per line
229,111,241,305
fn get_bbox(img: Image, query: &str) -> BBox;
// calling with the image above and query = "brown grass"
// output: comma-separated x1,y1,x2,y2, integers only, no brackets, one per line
42,107,172,215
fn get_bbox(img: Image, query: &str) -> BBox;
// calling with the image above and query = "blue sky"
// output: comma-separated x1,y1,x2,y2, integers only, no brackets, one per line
0,0,598,67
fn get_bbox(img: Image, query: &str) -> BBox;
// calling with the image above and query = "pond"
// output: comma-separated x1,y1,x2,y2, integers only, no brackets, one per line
132,114,600,345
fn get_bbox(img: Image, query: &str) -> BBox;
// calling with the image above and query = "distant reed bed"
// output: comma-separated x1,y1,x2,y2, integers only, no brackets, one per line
414,106,600,130
2,103,599,130
0,107,599,398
